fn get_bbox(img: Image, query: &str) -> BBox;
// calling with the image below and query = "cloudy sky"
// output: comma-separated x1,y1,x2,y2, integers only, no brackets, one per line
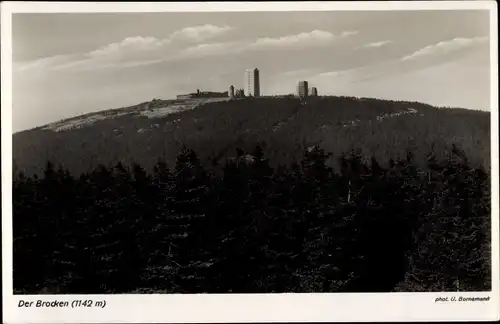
12,10,491,132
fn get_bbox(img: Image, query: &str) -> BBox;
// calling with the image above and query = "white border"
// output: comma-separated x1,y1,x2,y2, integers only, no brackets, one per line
0,1,498,12
1,2,499,323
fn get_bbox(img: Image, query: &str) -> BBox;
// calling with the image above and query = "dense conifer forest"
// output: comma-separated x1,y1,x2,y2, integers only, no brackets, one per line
13,143,491,294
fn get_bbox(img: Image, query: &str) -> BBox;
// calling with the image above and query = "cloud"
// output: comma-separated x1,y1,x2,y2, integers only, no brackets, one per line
14,54,75,73
358,40,392,49
282,68,317,76
180,41,244,59
167,29,357,63
180,29,358,59
401,36,488,61
88,36,168,59
312,35,490,85
73,25,234,66
340,31,359,38
252,30,334,47
318,69,357,78
250,29,357,49
88,25,233,59
313,64,378,82
15,24,234,73
51,57,167,72
16,27,358,74
170,24,233,42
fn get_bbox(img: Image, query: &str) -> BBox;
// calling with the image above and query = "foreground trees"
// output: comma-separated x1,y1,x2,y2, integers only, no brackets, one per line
13,144,491,293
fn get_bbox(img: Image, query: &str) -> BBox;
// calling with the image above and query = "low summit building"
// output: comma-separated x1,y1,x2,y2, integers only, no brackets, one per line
176,90,229,100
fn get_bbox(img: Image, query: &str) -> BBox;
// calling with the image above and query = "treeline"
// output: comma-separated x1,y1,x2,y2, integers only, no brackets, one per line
13,144,491,294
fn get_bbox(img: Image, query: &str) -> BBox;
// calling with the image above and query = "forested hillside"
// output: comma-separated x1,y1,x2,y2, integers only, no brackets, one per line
13,96,491,177
12,95,492,293
13,145,491,293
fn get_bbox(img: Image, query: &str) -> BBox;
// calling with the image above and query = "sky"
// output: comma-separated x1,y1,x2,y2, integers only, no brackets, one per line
11,10,491,132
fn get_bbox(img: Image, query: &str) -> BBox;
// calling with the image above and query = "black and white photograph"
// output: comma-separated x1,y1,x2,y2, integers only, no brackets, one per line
2,1,499,323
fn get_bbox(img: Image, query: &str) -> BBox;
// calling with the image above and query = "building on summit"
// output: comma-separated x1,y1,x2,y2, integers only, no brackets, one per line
176,89,229,100
245,68,260,97
176,68,260,101
297,81,309,98
235,88,245,98
229,85,235,99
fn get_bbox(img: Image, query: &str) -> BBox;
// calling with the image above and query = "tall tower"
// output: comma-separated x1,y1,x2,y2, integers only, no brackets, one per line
229,85,235,99
297,81,309,98
311,87,318,96
245,68,260,97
